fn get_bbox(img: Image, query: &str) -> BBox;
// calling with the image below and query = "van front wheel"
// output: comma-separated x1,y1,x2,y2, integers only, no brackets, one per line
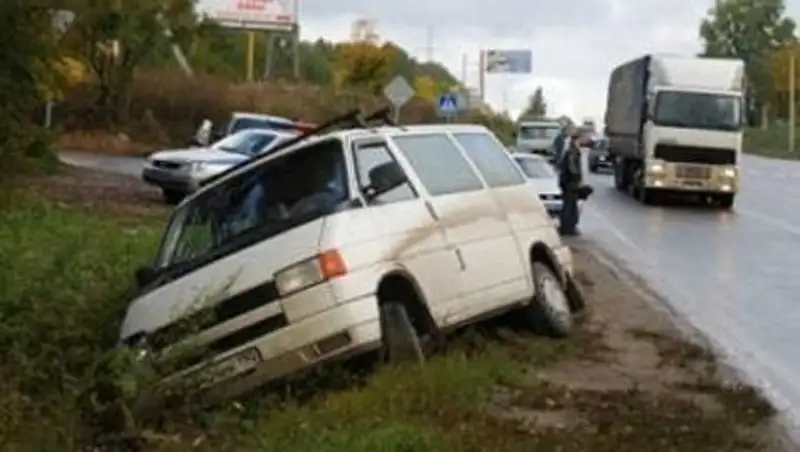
379,302,425,364
521,262,573,337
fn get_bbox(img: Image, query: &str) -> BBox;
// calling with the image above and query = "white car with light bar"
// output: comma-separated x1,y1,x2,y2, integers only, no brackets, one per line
142,129,297,204
121,108,586,412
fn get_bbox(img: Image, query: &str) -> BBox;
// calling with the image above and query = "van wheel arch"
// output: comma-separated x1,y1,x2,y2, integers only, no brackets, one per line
528,242,585,313
376,271,442,360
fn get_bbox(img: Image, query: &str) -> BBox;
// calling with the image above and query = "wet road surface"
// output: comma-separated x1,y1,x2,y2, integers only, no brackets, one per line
61,150,800,435
582,154,800,435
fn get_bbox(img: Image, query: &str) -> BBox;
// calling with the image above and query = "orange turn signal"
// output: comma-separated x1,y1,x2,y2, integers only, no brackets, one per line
318,249,347,279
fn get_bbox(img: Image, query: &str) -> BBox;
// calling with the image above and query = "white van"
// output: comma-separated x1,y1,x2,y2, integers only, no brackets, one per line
121,117,585,404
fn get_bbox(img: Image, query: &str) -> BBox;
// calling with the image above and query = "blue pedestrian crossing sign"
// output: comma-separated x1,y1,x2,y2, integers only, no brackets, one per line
437,92,460,115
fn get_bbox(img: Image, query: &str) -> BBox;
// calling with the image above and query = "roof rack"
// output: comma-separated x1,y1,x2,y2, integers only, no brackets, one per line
199,106,396,188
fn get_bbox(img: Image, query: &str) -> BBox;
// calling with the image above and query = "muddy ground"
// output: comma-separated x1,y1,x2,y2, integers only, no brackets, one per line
19,165,799,451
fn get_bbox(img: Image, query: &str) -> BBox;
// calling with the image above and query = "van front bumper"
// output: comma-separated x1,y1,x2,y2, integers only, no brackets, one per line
134,295,382,412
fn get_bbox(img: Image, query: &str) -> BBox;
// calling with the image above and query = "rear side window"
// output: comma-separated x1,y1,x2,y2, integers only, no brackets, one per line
453,132,525,187
392,134,484,196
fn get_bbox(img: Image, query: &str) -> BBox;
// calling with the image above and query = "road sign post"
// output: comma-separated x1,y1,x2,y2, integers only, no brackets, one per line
437,92,466,121
383,75,415,123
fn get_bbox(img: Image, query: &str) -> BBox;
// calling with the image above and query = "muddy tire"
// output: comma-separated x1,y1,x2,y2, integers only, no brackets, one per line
380,302,425,364
522,262,573,338
565,275,586,312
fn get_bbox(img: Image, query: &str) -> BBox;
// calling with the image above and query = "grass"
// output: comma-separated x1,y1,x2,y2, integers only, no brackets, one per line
744,124,800,159
0,188,164,450
0,181,782,451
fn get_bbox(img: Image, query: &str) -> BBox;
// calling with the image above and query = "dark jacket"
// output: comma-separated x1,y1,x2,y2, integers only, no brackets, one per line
558,142,582,190
552,132,567,163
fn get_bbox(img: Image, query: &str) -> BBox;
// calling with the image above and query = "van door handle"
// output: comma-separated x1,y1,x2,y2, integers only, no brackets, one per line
424,201,440,220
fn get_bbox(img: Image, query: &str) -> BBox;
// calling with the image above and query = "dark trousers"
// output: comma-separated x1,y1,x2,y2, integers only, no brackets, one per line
559,186,580,234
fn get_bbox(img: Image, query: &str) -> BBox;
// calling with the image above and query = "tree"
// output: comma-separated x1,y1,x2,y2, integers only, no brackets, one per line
699,0,796,123
62,0,197,122
520,86,547,119
414,75,437,101
332,42,398,94
0,2,60,168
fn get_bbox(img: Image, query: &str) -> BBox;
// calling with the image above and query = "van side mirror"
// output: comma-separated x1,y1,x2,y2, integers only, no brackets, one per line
365,161,406,200
134,265,157,289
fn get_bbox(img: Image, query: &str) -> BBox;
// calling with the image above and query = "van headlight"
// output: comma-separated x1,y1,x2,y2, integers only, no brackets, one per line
647,163,664,173
723,168,737,178
274,250,347,296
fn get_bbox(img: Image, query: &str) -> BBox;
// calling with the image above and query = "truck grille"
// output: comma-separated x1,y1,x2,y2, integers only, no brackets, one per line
675,165,711,179
654,145,736,165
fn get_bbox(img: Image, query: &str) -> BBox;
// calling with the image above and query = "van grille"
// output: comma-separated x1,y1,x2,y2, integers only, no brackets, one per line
654,145,736,165
147,280,281,353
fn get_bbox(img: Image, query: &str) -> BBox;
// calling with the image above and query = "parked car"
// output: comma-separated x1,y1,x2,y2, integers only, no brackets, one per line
193,112,316,147
122,112,586,411
511,152,586,219
588,136,611,173
143,128,297,204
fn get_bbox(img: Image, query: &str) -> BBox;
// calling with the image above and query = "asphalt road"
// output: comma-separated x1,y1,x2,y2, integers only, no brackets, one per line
61,150,800,434
582,155,800,435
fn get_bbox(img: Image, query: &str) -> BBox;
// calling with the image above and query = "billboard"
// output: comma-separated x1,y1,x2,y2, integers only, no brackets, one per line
485,49,532,74
199,0,298,30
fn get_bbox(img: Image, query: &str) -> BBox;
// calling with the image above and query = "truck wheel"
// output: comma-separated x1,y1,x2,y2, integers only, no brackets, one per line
613,159,627,190
520,262,573,338
717,194,735,210
379,302,425,364
162,189,184,205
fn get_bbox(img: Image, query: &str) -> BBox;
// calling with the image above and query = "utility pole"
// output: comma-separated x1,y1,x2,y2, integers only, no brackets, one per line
461,53,468,86
790,47,795,153
425,26,434,61
478,49,486,101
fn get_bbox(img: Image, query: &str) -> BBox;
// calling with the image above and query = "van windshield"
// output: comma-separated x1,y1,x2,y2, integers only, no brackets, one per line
155,139,349,272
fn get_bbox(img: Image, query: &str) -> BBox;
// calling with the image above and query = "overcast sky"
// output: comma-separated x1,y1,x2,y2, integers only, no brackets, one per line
199,0,800,124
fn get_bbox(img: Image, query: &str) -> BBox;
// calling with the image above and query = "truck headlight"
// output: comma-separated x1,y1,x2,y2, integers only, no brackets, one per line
723,168,736,178
274,250,347,296
647,163,664,174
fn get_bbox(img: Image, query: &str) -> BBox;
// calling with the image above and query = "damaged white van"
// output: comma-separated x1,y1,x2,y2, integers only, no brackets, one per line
120,110,585,404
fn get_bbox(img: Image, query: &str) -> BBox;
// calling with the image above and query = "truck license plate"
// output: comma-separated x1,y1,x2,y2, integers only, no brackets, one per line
192,347,262,389
676,165,710,179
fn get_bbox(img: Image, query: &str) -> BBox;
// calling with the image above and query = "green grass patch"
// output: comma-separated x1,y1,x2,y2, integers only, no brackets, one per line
0,189,164,450
744,125,800,159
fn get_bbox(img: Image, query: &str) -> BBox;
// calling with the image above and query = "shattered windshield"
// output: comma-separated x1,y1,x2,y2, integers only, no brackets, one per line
156,138,349,270
653,91,742,131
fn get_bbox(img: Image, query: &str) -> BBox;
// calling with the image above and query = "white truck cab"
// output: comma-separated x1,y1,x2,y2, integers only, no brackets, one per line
122,110,585,407
606,54,744,208
516,119,562,159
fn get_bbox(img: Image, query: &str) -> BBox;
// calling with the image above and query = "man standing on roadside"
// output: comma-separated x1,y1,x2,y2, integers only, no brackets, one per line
551,118,573,165
558,126,587,236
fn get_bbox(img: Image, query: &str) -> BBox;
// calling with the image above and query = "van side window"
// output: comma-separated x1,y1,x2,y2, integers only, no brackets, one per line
392,134,483,196
452,132,525,187
353,142,416,204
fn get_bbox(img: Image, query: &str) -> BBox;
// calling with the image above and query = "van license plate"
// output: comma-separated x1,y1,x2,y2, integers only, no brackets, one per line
195,347,262,389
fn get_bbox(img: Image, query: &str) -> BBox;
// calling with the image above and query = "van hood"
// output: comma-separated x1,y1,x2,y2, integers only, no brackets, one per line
119,217,326,340
148,148,249,165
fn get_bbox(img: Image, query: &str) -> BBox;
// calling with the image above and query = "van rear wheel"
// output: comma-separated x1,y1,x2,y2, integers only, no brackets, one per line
379,302,425,364
521,262,573,337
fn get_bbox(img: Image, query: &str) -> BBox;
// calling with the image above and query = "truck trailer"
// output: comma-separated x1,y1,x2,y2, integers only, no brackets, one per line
604,54,744,208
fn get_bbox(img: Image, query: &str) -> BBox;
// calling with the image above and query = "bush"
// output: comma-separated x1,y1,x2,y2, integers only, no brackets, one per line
0,190,164,449
0,4,59,171
57,69,514,152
